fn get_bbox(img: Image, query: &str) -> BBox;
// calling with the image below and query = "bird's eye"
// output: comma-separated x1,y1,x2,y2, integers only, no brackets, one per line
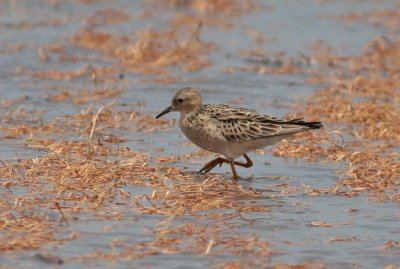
177,98,184,103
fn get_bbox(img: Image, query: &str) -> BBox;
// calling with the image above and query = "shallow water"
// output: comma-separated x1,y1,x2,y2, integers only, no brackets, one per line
0,0,399,268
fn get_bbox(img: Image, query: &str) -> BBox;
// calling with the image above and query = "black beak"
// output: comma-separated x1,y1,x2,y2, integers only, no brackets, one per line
155,106,172,119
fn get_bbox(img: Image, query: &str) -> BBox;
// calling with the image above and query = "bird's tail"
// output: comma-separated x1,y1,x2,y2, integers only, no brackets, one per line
304,121,323,129
286,118,323,129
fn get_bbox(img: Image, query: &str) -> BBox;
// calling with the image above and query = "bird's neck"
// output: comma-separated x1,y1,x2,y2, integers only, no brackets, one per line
179,106,202,121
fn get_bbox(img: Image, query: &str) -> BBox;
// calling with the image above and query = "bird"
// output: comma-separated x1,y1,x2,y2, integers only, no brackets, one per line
155,87,323,180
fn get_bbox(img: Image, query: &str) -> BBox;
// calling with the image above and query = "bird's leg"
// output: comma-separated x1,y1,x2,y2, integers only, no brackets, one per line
232,154,253,168
229,154,252,180
198,157,229,174
229,161,239,180
198,154,253,179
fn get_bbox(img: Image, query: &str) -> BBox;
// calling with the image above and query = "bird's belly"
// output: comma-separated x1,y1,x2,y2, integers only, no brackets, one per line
181,122,291,159
180,125,225,154
219,135,291,159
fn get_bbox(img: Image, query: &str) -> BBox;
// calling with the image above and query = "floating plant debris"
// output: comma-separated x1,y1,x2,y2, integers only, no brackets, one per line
0,1,399,268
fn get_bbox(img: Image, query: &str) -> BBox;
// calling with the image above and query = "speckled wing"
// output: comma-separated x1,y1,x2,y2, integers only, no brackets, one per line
202,104,322,142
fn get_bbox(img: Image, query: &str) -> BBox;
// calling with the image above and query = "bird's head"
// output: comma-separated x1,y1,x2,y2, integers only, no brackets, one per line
155,87,203,118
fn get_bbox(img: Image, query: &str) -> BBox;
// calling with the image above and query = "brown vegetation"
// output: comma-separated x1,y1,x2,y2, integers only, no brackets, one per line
0,1,399,268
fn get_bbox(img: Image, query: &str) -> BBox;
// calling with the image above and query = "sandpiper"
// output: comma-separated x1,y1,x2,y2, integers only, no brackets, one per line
156,87,323,180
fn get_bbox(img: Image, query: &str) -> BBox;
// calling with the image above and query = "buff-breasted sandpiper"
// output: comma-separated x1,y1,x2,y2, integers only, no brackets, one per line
156,87,323,180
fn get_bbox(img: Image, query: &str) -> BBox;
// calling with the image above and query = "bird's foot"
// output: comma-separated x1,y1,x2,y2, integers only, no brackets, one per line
198,157,227,175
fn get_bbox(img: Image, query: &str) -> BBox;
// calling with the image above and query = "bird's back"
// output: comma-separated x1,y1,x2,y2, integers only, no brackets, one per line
199,104,322,142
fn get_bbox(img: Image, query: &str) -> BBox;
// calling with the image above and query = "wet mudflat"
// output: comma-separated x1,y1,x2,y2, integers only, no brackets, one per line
0,1,399,268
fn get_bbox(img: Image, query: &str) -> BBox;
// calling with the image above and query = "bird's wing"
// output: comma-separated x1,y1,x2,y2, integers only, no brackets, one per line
203,104,322,142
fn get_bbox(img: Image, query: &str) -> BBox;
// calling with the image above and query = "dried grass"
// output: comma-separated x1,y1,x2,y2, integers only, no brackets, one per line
272,36,400,200
1,2,399,267
148,0,260,16
339,7,400,29
0,89,266,258
224,49,308,75
221,5,400,202
71,22,215,79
